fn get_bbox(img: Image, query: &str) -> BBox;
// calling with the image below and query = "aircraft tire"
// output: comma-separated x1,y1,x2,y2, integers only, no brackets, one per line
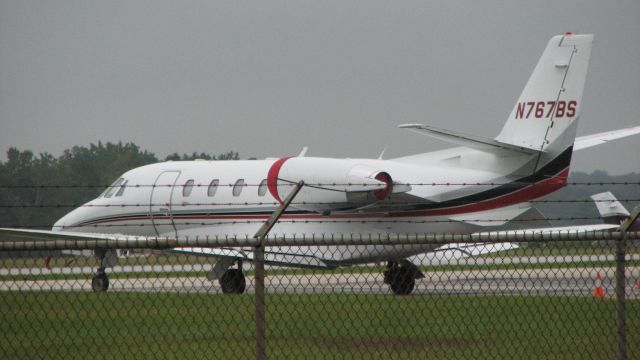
389,267,415,295
91,273,109,292
219,269,246,294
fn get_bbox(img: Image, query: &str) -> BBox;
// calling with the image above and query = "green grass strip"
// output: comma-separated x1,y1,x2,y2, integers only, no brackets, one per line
0,292,638,359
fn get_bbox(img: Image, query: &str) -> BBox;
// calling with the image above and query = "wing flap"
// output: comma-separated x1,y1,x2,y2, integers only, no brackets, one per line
174,247,334,269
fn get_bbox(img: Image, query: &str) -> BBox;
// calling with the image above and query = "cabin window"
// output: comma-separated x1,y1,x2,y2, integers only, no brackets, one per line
258,179,268,196
103,178,124,198
115,180,128,197
207,179,219,197
232,179,245,197
182,179,195,197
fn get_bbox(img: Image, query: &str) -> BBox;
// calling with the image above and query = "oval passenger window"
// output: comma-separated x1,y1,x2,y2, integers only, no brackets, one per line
182,179,195,197
208,179,219,197
232,179,245,197
258,179,268,197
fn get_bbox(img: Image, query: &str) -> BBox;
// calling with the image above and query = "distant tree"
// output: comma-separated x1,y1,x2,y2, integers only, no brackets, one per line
215,151,240,160
0,143,240,228
163,151,239,161
164,152,181,161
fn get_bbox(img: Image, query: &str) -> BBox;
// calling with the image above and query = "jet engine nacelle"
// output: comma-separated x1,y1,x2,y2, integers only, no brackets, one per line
267,157,399,212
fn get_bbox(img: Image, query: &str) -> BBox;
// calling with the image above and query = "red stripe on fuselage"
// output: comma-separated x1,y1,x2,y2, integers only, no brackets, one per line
266,157,290,204
397,167,569,217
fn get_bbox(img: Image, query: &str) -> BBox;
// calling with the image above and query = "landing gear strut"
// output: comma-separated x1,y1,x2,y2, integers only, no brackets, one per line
91,249,116,292
383,260,421,295
219,261,246,294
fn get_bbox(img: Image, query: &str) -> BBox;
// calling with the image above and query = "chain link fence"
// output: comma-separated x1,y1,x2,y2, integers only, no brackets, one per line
1,238,639,359
1,180,639,358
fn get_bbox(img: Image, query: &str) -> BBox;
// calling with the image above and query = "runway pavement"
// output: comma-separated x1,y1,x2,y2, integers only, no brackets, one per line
2,264,639,299
2,253,639,276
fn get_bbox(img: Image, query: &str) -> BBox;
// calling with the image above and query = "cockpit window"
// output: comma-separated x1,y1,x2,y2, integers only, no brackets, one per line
182,179,195,197
103,178,124,198
115,180,128,197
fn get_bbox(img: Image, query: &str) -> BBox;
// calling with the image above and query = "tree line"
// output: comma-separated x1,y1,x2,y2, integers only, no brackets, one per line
0,142,239,228
0,142,638,229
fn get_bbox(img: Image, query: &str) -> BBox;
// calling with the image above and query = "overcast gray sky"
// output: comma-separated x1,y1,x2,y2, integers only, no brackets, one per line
1,1,638,174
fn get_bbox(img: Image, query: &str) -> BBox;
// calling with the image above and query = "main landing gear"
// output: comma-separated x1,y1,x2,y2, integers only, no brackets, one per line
383,260,424,295
219,260,246,294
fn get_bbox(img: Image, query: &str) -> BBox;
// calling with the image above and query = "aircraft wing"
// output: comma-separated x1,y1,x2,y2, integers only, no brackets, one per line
573,125,640,151
0,227,149,242
472,223,620,238
0,227,335,269
0,222,622,270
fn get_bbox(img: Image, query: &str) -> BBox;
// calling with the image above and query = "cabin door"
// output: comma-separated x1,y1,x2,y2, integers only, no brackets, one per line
150,171,181,237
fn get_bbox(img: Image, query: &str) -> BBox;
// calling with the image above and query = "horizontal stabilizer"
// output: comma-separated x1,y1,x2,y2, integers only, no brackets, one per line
399,124,540,155
573,125,640,151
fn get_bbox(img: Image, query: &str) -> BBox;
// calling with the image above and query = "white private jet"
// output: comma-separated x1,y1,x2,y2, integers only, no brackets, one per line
2,33,639,295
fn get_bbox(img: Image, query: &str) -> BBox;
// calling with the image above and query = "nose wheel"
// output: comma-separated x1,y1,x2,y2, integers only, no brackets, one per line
91,268,109,292
91,249,116,292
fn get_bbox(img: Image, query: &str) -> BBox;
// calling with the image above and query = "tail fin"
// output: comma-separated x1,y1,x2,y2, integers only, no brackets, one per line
496,34,593,153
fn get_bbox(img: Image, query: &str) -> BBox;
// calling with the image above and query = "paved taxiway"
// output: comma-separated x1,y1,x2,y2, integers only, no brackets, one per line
2,265,639,299
2,254,639,276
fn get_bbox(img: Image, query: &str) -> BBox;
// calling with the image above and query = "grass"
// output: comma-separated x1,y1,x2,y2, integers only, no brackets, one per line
0,291,637,359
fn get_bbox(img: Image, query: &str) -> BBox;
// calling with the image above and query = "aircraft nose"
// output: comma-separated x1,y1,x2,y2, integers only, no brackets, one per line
52,213,70,231
52,208,84,231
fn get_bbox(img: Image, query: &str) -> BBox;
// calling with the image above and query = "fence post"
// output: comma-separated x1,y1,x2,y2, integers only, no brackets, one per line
252,181,305,360
616,205,640,360
254,242,266,360
615,232,626,360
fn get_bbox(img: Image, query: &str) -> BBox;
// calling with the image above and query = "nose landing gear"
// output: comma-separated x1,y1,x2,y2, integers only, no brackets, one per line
91,267,109,292
91,249,117,292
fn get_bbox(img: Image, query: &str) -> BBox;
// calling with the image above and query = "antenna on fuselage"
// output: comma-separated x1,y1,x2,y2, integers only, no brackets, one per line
297,146,309,157
378,145,388,160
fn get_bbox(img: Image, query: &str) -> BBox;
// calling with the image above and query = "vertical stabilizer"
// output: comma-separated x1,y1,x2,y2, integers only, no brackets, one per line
496,34,593,154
